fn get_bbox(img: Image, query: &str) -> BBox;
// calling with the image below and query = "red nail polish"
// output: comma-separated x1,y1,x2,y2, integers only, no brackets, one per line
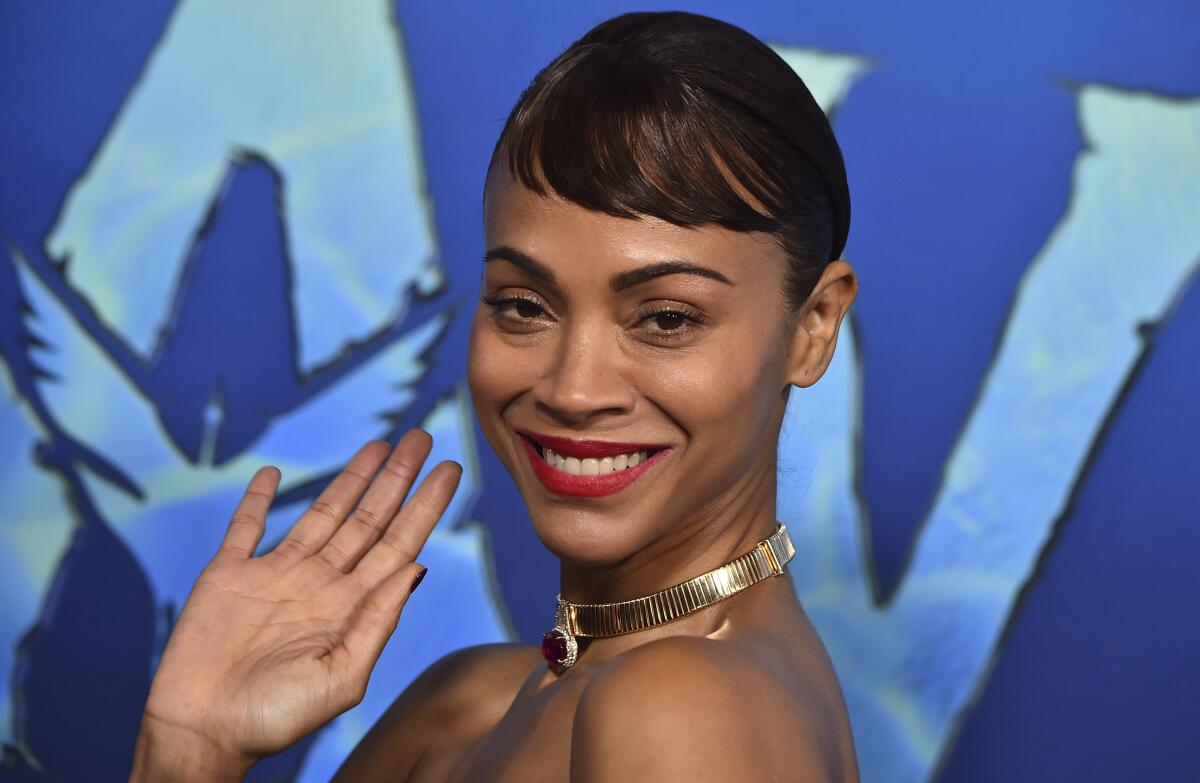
410,567,428,594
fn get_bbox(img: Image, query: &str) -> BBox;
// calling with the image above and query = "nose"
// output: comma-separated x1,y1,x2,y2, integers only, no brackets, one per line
531,324,635,425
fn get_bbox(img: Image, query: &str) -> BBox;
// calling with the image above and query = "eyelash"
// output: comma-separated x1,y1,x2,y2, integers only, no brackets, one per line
479,292,705,343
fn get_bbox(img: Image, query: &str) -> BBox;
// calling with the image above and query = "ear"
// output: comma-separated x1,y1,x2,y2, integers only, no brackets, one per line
785,259,858,388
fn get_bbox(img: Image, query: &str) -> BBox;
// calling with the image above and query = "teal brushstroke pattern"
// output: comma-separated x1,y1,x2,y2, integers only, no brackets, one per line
780,86,1200,782
0,2,509,775
47,0,441,371
9,227,511,781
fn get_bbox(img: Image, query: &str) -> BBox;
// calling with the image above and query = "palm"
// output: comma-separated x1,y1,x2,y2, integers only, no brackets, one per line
143,431,458,761
157,558,366,752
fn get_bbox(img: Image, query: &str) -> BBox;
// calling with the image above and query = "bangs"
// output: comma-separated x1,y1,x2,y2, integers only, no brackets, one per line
488,10,848,307
496,43,785,236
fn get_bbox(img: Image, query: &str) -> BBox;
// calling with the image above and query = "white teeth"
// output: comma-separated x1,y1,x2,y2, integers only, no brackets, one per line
540,446,654,475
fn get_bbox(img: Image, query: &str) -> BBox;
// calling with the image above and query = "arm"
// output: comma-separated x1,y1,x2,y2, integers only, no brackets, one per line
570,638,843,783
130,717,254,783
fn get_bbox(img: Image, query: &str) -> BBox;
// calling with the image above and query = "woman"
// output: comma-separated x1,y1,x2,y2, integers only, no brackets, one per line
131,10,860,781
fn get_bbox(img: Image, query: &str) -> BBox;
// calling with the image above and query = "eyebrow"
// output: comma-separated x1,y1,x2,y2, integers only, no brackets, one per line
483,246,557,286
609,260,733,291
483,245,734,291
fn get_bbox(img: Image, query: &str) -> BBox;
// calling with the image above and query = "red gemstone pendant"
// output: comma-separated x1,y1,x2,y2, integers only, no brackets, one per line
541,626,578,670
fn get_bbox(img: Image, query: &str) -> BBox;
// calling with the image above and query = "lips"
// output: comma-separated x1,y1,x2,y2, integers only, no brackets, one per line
519,431,665,459
516,430,670,498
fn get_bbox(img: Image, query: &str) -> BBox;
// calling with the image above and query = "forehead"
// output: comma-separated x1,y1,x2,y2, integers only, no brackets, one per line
483,163,784,280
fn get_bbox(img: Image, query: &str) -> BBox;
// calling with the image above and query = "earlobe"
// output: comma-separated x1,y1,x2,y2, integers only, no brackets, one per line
785,324,824,389
784,259,858,389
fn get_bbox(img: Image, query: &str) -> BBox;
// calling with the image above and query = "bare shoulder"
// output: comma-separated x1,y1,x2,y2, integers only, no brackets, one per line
334,643,542,782
571,636,856,782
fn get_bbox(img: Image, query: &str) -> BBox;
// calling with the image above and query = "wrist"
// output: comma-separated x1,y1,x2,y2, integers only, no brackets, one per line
130,713,254,783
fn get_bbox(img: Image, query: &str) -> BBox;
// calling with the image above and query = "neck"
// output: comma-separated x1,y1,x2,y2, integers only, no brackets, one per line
545,512,799,675
556,458,779,606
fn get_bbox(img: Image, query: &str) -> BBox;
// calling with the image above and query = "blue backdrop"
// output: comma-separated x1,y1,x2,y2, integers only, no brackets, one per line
1,2,1198,781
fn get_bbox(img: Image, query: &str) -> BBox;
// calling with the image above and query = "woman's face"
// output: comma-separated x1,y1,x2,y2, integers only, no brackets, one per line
468,163,848,568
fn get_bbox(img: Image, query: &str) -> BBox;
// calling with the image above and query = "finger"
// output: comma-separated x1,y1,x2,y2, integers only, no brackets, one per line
217,466,280,559
271,440,391,563
317,429,432,572
342,562,428,679
350,461,461,590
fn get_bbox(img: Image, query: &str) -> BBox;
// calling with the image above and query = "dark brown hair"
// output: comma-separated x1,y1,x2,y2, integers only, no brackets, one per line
487,10,850,309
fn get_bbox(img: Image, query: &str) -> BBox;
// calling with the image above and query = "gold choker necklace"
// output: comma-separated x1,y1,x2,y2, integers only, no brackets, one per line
541,524,795,670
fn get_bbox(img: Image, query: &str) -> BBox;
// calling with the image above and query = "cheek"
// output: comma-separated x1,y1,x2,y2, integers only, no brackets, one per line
466,315,544,415
638,334,783,449
467,318,519,466
467,316,507,410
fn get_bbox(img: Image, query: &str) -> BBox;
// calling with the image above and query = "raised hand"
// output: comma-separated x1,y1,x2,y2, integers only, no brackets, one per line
130,430,460,781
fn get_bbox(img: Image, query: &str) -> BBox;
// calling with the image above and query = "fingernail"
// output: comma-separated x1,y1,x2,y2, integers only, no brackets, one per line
410,567,428,594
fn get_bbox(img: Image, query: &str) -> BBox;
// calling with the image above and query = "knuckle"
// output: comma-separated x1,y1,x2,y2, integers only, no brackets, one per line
310,500,340,522
380,531,408,553
320,543,352,571
380,461,417,481
278,536,309,556
229,513,261,530
407,492,440,518
351,506,385,532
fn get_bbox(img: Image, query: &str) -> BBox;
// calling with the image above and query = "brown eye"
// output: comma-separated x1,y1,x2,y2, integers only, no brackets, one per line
654,312,687,330
633,302,704,344
515,299,543,319
479,291,553,334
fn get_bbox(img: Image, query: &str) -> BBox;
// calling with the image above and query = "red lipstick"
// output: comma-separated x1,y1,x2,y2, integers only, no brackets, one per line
516,431,670,498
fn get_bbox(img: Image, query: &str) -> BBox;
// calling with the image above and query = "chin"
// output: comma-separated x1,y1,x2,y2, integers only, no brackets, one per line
499,431,681,566
524,503,661,567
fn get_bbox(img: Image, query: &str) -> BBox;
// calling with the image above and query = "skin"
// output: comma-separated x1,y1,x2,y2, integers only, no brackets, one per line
341,162,861,781
129,160,860,782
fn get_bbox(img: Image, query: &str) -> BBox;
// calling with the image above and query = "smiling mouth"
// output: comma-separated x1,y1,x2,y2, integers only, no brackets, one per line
516,430,669,498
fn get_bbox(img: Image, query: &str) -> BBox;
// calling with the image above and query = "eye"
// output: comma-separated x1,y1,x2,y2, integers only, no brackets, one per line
511,299,544,319
480,291,553,332
634,302,705,343
652,311,689,331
